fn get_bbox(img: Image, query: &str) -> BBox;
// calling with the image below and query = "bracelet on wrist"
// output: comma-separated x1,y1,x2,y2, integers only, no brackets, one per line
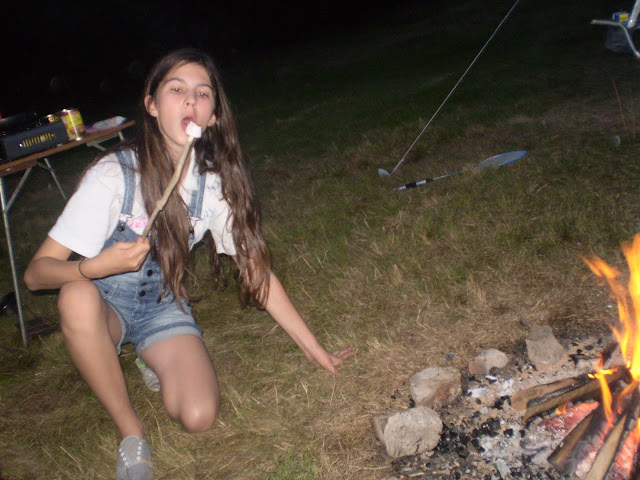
78,258,92,280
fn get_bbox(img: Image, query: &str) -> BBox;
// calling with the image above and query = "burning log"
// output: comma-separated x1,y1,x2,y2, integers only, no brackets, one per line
545,388,640,480
548,402,608,476
520,367,628,425
585,388,639,480
517,367,640,480
512,374,592,411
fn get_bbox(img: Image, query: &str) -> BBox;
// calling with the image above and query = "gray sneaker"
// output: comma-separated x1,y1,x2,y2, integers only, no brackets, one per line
116,435,153,480
135,358,160,392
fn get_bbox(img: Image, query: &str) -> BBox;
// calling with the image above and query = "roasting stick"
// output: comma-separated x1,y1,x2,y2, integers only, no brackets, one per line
141,121,202,238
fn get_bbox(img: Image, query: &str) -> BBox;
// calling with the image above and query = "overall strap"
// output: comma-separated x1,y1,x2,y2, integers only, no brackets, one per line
188,168,207,219
114,150,136,217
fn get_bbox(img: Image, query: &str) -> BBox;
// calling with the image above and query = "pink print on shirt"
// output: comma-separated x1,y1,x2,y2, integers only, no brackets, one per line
117,214,148,233
127,217,148,230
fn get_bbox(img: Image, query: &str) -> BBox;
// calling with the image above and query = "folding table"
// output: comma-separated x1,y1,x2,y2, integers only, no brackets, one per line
0,120,135,346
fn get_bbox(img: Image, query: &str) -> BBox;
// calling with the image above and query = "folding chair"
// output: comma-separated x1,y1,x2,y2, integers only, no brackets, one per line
592,1,640,58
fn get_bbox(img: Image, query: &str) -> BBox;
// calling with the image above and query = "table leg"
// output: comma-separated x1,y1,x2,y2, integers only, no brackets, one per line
39,158,67,201
0,177,28,347
6,167,34,209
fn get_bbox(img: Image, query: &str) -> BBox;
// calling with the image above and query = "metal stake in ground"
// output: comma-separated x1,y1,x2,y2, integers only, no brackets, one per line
141,121,202,238
378,0,523,178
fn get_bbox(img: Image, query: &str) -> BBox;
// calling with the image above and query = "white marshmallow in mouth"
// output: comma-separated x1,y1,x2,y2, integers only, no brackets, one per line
186,121,202,138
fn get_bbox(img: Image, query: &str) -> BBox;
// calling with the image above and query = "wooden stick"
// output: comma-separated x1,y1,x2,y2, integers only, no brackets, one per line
523,368,626,425
141,123,201,238
584,411,629,480
602,342,621,368
612,79,629,136
512,375,590,411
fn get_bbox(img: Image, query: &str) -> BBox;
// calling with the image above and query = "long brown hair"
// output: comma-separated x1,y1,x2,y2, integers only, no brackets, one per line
137,48,271,306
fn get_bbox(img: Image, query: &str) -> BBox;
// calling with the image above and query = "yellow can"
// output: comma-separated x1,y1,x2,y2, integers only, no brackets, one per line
58,108,86,140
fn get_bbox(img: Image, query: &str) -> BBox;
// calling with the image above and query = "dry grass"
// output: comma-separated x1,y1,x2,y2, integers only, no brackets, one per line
3,1,640,479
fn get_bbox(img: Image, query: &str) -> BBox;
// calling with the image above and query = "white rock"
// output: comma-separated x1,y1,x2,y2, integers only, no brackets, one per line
410,366,461,410
526,324,565,366
469,349,509,375
373,407,443,458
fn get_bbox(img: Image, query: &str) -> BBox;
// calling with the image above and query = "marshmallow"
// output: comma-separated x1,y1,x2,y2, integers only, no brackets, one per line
186,121,202,138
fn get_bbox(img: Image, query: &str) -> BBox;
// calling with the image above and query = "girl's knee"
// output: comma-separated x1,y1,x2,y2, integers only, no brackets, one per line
164,391,220,433
57,281,102,332
180,402,219,433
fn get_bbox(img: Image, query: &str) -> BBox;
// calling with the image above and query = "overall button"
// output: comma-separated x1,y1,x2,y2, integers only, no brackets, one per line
146,270,153,276
139,291,146,297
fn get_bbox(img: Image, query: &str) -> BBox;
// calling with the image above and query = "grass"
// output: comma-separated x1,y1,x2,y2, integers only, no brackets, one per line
3,0,640,478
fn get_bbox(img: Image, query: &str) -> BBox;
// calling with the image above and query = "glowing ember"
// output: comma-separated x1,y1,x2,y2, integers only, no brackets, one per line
544,402,600,435
613,428,640,480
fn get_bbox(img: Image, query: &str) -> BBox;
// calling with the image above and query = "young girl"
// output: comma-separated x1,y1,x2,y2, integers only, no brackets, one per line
24,48,356,480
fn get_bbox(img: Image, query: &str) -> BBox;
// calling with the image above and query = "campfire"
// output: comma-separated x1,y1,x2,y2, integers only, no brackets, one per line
513,234,640,480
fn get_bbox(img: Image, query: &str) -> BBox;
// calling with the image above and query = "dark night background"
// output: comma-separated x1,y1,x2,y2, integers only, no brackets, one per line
3,0,432,123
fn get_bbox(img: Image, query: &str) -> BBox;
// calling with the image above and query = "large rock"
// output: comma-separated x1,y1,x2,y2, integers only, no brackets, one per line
373,406,443,458
526,324,565,366
409,366,461,410
469,349,509,375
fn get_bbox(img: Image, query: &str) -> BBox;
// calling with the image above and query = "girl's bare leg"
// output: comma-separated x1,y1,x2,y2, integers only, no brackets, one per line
57,280,144,438
140,335,220,433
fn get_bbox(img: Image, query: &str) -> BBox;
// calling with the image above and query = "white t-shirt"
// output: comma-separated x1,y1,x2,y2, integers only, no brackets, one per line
49,150,237,258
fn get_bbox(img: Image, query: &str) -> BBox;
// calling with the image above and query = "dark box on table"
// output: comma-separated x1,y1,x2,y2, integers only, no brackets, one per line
0,121,68,164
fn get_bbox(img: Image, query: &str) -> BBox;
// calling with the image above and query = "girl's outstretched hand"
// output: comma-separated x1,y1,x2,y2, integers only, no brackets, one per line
262,271,357,376
308,346,358,376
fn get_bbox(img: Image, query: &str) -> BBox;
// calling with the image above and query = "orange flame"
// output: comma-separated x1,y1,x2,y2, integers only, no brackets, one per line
556,403,568,415
582,234,640,422
592,369,614,422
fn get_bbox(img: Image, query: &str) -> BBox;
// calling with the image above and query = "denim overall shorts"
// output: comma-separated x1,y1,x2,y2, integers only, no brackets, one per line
93,150,206,355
